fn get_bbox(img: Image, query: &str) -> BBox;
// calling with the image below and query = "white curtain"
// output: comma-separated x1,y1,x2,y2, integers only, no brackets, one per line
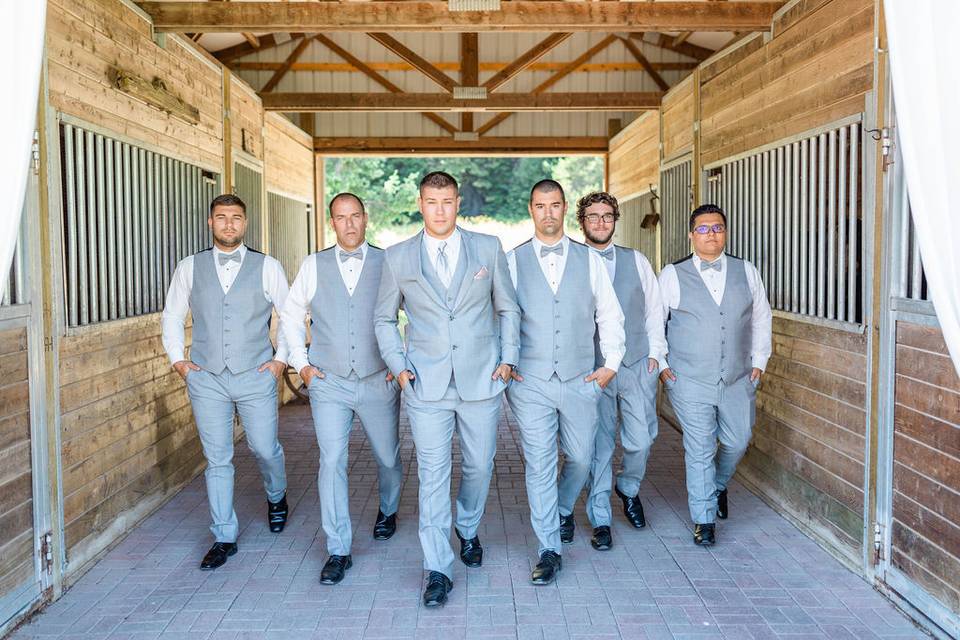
0,4,47,302
884,1,960,377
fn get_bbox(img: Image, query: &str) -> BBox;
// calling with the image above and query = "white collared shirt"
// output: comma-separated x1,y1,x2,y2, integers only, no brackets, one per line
422,228,462,288
506,235,626,371
658,253,773,371
281,242,369,373
590,243,667,368
161,244,291,366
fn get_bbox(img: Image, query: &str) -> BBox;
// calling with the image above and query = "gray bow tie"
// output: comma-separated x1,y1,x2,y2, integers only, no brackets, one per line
540,244,564,258
700,259,722,272
339,249,362,263
597,247,614,261
218,252,241,266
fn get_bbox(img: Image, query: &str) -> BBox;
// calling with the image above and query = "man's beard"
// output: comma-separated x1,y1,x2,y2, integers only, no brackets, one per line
214,232,243,248
584,226,614,246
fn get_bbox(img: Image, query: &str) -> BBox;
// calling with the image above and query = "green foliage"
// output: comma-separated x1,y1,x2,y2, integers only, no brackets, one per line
324,156,603,237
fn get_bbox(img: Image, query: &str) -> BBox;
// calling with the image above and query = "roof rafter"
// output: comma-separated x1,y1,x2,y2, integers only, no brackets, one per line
617,36,669,91
261,91,663,112
483,33,572,93
367,33,459,92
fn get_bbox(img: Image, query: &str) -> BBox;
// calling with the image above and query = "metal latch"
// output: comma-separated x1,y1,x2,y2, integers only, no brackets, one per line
40,532,53,573
32,130,41,176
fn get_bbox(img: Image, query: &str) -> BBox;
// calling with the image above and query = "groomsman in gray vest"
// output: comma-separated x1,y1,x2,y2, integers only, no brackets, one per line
505,180,625,585
161,194,290,570
374,171,520,607
281,193,402,585
566,191,665,551
658,204,772,546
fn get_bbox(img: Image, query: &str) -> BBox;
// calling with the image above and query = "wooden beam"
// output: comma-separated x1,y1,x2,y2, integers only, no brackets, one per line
214,33,305,64
314,136,609,156
242,32,261,49
230,61,700,73
260,35,314,92
646,33,715,61
109,67,200,124
312,33,457,135
139,2,784,33
368,33,458,92
617,36,669,91
461,33,479,132
672,32,693,47
477,34,618,136
263,91,662,112
483,33,572,93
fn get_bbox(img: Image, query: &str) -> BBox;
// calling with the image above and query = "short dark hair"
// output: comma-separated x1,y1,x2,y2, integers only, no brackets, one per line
689,203,727,230
529,179,565,204
328,192,365,216
576,191,620,225
210,193,246,216
419,171,459,195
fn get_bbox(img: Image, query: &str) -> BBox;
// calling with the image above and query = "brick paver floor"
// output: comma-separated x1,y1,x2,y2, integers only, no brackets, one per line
13,399,927,639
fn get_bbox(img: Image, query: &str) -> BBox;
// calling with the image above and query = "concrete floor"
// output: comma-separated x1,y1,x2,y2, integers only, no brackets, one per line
12,399,926,639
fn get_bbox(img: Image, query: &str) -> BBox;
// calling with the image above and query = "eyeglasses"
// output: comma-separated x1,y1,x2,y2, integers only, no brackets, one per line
584,213,617,224
693,223,726,235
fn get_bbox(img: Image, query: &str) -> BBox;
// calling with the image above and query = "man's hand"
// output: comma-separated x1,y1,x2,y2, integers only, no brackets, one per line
259,360,286,380
385,371,395,383
492,363,513,383
174,360,201,380
510,368,524,383
299,365,324,386
647,358,658,374
398,369,416,390
750,367,762,384
585,366,616,390
659,367,676,385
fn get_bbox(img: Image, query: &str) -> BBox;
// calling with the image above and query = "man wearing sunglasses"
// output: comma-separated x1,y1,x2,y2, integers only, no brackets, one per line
658,204,772,546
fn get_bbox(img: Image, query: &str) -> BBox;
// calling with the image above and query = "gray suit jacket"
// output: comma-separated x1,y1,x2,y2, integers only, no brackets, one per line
374,227,520,402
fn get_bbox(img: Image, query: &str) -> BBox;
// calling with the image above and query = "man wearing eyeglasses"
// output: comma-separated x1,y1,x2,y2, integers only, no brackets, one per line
658,204,772,546
567,192,665,552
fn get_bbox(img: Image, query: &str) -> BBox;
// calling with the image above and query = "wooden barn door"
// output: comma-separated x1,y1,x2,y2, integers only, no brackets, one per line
0,154,53,632
875,131,960,639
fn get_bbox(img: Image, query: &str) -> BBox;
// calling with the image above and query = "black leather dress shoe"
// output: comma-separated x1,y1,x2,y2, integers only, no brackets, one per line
200,542,237,570
422,571,453,607
455,529,483,567
591,526,612,551
268,494,288,533
373,510,397,540
559,513,575,544
693,523,716,546
530,550,562,585
320,555,352,585
717,489,729,520
615,487,646,528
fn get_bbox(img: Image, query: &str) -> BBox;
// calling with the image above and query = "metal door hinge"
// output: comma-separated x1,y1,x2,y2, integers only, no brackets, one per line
873,522,884,565
43,337,54,353
32,130,41,176
39,532,53,574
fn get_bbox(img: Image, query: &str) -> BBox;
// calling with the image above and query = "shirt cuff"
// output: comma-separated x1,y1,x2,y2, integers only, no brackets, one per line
501,347,520,367
272,348,289,366
603,353,623,372
168,350,186,367
289,353,310,374
752,355,769,372
660,357,670,372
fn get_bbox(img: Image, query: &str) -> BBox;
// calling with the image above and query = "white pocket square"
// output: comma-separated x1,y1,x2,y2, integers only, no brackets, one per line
474,266,490,279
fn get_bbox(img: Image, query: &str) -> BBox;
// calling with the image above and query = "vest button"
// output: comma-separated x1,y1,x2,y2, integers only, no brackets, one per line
351,346,355,350
554,360,559,364
449,315,454,321
452,345,458,350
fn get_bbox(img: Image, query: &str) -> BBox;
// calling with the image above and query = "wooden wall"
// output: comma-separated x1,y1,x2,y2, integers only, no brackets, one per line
891,322,960,615
699,0,873,167
265,114,315,203
607,111,660,202
0,327,34,599
660,75,695,161
231,77,264,162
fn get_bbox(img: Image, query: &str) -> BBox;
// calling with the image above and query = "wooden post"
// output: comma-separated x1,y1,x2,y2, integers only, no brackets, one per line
221,68,233,193
692,67,702,209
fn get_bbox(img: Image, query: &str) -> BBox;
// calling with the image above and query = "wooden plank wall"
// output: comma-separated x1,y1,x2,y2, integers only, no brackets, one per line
660,75,694,161
0,327,34,598
607,111,660,202
891,322,960,615
265,114,315,204
44,0,315,576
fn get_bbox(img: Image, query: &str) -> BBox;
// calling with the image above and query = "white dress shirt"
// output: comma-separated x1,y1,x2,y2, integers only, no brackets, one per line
281,243,368,373
658,253,773,372
161,244,291,366
590,243,667,368
422,228,462,288
506,235,626,371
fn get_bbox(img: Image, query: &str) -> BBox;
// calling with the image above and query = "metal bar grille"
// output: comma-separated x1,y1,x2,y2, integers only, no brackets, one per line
706,119,864,323
59,123,220,327
660,158,693,266
1,215,28,306
267,192,312,282
234,162,264,251
891,137,930,302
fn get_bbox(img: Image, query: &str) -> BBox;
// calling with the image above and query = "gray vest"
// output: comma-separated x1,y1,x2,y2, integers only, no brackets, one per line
666,254,753,384
419,238,468,310
189,249,274,375
515,240,596,381
594,245,650,368
308,247,387,378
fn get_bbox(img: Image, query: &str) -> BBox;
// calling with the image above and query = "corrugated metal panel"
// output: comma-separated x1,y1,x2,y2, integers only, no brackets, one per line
233,162,264,250
267,192,312,282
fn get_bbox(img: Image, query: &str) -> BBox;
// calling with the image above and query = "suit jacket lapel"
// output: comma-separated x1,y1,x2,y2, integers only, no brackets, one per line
411,230,445,307
453,229,480,310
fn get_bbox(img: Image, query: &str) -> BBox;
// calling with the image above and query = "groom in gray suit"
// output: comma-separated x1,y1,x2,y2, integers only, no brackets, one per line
374,171,520,607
